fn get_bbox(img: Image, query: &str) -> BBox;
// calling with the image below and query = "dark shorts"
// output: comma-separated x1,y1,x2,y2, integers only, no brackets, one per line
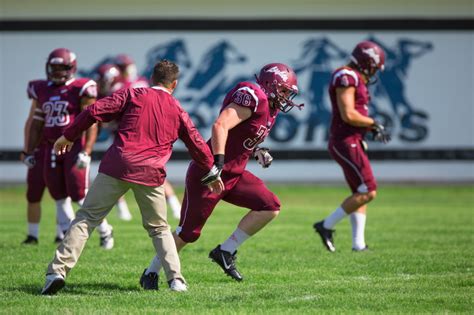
176,162,281,243
43,140,89,202
26,144,47,203
328,138,377,194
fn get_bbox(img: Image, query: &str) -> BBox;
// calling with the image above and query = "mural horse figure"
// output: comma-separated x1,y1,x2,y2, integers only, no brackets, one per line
141,39,192,80
368,36,433,141
292,37,348,142
184,40,248,128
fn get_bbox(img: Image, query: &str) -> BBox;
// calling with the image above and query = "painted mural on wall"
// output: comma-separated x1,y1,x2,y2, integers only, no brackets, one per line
80,36,433,148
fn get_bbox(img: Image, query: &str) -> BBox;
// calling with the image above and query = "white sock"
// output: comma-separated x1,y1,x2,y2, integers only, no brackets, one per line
56,198,75,232
56,225,65,238
323,206,348,229
28,223,39,238
146,256,162,275
77,197,85,207
220,228,250,254
167,195,181,219
351,212,367,250
116,197,131,215
97,219,112,237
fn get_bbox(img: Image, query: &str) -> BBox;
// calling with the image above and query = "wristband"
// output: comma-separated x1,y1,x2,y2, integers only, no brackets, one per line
213,154,225,170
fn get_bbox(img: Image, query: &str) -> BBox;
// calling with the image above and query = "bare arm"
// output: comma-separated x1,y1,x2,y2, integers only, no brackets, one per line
336,87,375,128
26,99,45,154
80,97,98,155
211,103,252,155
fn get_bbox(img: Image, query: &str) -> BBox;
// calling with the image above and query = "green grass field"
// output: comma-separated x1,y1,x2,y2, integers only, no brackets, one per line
0,184,473,314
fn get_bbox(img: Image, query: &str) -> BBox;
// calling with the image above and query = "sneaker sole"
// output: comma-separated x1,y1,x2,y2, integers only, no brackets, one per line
41,278,65,295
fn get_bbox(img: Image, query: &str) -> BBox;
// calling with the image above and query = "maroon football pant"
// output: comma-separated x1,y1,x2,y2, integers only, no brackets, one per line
328,138,377,194
43,140,88,202
177,162,281,243
26,143,47,203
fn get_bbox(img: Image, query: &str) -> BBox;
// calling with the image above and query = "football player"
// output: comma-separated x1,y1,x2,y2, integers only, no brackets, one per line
20,99,73,244
140,63,303,286
313,41,391,252
95,63,133,221
24,48,114,249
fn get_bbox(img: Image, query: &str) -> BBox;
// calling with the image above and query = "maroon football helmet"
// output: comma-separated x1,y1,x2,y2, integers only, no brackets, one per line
46,48,77,85
96,64,122,96
115,54,138,81
350,41,385,77
255,63,303,113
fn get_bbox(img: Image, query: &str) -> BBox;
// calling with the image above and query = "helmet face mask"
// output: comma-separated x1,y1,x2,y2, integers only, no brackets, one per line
46,48,77,85
256,63,304,113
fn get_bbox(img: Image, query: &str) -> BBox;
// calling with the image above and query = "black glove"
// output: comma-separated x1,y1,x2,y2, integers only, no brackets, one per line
253,147,273,168
371,120,391,144
200,154,224,185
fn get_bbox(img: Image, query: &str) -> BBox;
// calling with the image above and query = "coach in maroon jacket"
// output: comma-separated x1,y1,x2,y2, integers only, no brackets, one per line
41,60,222,295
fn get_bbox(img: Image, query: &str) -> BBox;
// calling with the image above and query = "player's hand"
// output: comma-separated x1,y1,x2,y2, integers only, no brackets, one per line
254,147,273,168
201,165,222,185
371,121,391,144
76,151,91,169
21,152,36,169
54,136,74,155
207,177,225,194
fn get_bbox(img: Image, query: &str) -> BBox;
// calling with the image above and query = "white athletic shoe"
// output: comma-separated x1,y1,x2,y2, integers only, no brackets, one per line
169,278,187,292
100,230,114,250
41,274,65,295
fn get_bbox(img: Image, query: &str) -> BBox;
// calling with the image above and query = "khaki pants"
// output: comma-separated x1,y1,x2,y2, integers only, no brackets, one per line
47,173,183,282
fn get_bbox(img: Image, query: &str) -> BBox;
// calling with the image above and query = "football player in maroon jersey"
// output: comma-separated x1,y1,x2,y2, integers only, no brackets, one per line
140,63,303,285
20,98,73,245
24,48,114,250
313,41,391,252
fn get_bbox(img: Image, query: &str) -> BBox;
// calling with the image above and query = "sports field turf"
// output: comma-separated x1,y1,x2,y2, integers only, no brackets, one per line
0,184,472,314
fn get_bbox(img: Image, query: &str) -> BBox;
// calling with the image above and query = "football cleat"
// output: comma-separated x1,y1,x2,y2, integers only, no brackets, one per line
169,278,187,292
100,231,114,250
139,269,158,290
209,245,243,282
22,235,38,245
41,274,65,295
313,221,336,252
54,236,63,244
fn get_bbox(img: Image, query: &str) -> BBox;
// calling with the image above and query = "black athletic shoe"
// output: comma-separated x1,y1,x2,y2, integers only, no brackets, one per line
41,274,65,295
313,221,336,252
352,245,369,252
209,245,243,282
22,235,38,245
139,269,159,290
54,236,63,244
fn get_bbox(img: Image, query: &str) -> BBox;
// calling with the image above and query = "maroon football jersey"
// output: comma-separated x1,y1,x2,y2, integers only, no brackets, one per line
328,66,370,140
27,78,97,141
215,81,278,177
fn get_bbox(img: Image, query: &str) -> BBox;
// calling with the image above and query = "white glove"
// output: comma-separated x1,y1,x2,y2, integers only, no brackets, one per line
76,151,91,169
22,154,36,169
254,147,273,168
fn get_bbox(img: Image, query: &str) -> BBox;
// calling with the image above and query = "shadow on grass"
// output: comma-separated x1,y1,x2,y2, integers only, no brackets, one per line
16,282,142,296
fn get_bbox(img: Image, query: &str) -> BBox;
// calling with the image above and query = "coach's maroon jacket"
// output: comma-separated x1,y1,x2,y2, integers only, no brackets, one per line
63,86,213,186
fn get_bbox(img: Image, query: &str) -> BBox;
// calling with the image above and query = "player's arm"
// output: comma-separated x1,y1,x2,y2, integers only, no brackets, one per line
211,103,252,156
80,96,98,155
26,100,45,154
336,87,375,127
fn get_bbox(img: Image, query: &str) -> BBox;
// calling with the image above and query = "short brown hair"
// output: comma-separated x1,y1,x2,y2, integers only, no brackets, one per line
151,59,179,86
